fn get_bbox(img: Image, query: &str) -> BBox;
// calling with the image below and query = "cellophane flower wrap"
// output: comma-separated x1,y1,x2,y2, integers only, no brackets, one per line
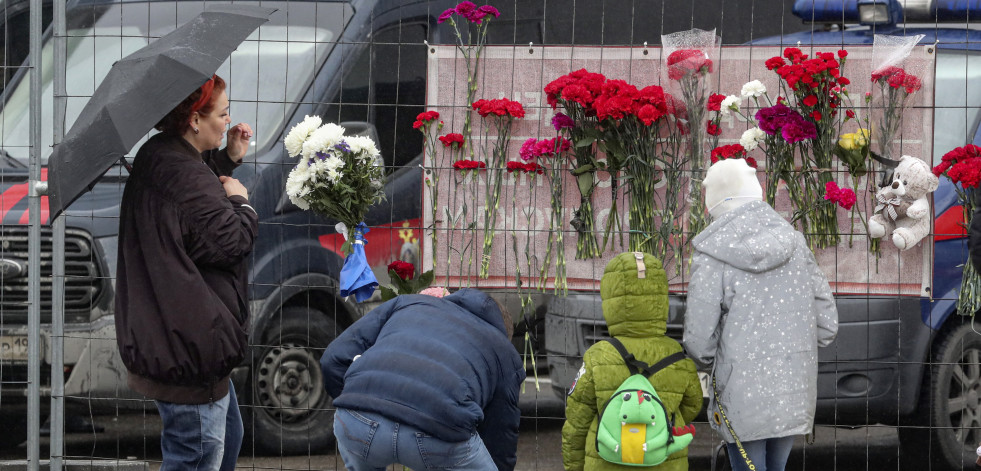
662,28,720,238
545,69,604,259
767,47,851,248
933,144,981,317
869,34,927,186
472,98,524,278
284,115,385,301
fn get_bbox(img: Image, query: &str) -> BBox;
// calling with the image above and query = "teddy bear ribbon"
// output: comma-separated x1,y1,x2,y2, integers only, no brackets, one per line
874,193,903,221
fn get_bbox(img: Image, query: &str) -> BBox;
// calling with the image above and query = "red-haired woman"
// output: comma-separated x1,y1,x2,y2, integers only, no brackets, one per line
114,74,258,471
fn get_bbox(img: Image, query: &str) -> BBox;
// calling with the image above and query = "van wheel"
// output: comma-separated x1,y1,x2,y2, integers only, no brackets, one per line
899,321,981,470
243,307,340,455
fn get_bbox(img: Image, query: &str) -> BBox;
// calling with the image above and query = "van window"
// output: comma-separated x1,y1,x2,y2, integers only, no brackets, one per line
0,1,351,164
327,23,427,171
934,49,981,158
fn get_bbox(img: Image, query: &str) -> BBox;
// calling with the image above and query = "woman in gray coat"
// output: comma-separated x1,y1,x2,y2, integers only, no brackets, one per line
683,159,838,471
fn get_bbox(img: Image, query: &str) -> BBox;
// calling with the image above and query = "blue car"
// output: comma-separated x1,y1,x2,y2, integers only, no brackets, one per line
546,0,981,468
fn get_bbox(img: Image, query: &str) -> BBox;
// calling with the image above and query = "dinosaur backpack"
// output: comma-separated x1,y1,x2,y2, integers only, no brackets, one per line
596,338,695,467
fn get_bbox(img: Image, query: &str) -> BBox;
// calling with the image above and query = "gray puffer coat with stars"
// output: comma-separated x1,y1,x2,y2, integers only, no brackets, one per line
683,200,838,443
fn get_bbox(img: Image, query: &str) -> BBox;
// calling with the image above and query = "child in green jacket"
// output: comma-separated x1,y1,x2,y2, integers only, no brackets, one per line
561,252,704,471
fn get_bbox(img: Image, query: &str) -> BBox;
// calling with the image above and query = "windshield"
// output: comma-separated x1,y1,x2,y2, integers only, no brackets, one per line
0,1,350,164
934,49,981,159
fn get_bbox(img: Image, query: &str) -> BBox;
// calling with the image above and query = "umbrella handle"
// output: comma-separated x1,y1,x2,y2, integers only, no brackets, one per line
119,156,133,174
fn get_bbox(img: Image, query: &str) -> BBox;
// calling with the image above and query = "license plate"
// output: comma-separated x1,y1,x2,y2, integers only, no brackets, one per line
698,372,711,398
0,335,29,361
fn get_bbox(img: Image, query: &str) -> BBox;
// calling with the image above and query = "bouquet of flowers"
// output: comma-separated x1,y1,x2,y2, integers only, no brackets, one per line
415,110,443,267
662,28,720,237
593,79,681,260
833,127,875,247
521,134,571,293
754,102,816,210
438,1,500,160
507,151,546,388
472,97,524,278
766,47,851,248
710,143,757,168
284,115,385,302
545,69,605,259
592,78,638,252
379,260,435,301
933,144,981,316
869,34,927,186
446,147,483,284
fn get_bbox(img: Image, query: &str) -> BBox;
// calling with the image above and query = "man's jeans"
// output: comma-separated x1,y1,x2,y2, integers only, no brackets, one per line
333,408,497,471
726,435,795,471
155,381,243,471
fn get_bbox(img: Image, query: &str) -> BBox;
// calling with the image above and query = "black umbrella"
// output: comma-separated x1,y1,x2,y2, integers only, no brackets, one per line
46,4,276,218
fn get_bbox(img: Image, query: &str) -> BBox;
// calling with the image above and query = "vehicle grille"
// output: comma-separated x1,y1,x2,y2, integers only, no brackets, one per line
0,226,105,323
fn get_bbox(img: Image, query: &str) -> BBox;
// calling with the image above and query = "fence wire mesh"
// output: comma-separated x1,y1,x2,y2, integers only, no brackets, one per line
2,0,981,470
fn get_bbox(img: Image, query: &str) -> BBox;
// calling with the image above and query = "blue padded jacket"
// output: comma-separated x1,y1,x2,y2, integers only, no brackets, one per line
320,288,525,471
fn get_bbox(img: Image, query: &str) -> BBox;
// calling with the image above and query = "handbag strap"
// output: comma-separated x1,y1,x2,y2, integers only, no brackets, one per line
604,338,687,377
712,375,757,470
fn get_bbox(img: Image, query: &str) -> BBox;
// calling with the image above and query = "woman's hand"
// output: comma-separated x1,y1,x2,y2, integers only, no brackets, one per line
226,123,254,162
219,176,248,200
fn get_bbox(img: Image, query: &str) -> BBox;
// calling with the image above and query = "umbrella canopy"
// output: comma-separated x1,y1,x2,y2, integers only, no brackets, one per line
46,4,276,218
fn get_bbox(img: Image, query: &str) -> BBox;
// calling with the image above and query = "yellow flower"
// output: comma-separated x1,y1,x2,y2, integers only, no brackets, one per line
837,128,871,150
854,128,870,147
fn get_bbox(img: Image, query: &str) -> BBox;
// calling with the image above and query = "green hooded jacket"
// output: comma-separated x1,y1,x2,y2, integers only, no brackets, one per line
561,252,704,471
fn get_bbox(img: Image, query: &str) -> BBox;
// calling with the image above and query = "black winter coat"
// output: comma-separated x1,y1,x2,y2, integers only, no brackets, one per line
115,133,258,404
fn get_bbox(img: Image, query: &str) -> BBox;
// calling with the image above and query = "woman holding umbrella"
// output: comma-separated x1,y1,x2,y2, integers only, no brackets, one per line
114,74,259,471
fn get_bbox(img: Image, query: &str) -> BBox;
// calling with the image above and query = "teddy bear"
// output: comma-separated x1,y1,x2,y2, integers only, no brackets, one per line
867,154,939,251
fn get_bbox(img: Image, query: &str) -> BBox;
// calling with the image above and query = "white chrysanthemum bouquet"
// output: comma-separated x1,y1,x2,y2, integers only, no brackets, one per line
284,115,386,252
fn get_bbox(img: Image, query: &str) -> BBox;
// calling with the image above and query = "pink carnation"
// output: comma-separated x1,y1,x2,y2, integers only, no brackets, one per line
420,287,451,298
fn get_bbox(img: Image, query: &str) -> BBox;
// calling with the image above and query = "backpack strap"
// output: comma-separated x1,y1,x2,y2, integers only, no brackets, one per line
604,338,687,377
641,351,688,377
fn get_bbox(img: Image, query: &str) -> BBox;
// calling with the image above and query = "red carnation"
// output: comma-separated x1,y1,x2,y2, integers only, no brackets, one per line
710,144,747,164
706,122,721,136
388,260,415,281
439,133,465,149
707,93,725,112
667,49,712,81
802,95,818,107
506,161,525,173
765,56,786,70
452,159,486,171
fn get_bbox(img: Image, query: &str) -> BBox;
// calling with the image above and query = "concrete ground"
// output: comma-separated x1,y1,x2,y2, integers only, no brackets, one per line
0,378,947,470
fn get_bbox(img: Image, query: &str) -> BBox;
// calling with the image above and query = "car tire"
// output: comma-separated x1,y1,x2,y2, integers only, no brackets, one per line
898,319,981,470
241,307,340,455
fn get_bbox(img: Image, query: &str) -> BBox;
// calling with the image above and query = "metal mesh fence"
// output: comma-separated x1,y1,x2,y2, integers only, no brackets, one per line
2,0,981,470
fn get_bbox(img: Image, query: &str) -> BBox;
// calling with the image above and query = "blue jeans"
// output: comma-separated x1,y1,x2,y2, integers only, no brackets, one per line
726,436,795,471
333,408,497,471
155,381,243,471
